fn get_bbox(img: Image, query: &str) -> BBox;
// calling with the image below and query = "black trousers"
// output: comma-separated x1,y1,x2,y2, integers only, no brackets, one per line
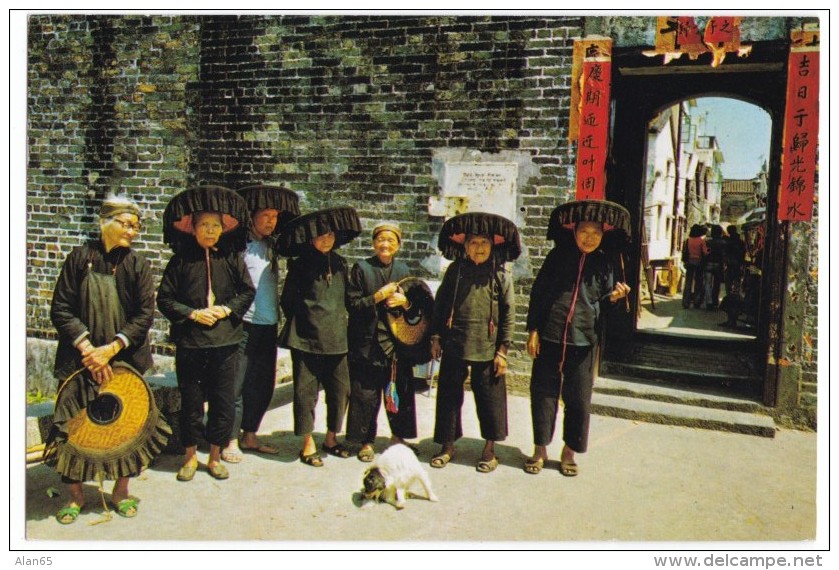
433,356,507,444
291,350,350,436
529,341,595,453
683,262,703,308
231,322,278,437
346,358,417,444
176,344,239,448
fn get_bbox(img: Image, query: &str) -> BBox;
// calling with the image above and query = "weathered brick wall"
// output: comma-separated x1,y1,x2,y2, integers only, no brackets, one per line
27,14,201,348
27,14,583,377
189,15,582,373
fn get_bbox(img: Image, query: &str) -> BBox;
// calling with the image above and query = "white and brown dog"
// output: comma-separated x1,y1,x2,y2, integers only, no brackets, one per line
361,444,438,510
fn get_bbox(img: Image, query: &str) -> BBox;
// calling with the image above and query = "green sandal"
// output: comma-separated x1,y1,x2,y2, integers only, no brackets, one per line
113,498,138,518
56,503,82,525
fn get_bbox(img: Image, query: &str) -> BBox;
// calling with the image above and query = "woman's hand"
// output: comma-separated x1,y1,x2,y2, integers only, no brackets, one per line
375,282,399,303
80,340,119,383
208,305,232,319
190,308,218,327
493,353,507,377
430,336,442,361
385,291,408,308
526,330,540,359
609,282,631,303
90,364,114,384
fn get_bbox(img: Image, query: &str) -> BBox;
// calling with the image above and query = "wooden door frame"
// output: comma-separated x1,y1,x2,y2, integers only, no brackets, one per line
602,40,790,405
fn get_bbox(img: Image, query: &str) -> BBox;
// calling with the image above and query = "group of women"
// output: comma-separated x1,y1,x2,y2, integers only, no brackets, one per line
45,186,631,524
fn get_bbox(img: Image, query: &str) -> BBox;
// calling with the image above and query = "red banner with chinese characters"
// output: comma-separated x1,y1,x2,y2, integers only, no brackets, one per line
778,29,819,222
644,16,750,67
574,38,612,200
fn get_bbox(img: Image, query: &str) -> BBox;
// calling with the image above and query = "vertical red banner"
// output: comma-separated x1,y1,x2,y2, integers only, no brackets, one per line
778,30,820,222
575,40,612,200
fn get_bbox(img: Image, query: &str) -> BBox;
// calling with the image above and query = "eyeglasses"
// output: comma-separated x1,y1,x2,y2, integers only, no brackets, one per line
112,218,142,232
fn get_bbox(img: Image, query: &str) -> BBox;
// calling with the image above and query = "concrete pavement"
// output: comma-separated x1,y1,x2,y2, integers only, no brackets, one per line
21,380,818,546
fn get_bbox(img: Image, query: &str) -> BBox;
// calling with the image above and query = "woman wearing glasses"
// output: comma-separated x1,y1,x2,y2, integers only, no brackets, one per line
46,195,162,524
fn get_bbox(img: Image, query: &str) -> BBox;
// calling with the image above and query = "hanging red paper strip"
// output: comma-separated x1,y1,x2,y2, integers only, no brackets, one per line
778,29,820,222
644,16,750,67
574,39,612,200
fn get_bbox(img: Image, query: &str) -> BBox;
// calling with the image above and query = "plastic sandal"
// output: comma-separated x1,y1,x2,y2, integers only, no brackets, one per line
55,504,82,525
321,443,352,458
114,498,138,518
524,457,544,475
299,451,324,467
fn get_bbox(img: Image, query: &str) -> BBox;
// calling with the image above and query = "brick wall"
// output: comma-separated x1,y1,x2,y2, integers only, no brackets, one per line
27,14,201,347
27,14,583,368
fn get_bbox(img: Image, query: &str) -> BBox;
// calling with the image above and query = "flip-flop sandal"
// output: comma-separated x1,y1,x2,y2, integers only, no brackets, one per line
357,446,375,463
321,443,352,458
241,443,280,456
299,451,324,467
524,457,544,475
221,450,243,463
208,463,230,480
113,498,139,518
430,452,454,468
55,503,82,525
559,460,579,477
476,456,499,473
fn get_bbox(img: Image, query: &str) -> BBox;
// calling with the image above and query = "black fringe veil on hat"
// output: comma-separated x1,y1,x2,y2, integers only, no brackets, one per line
437,211,522,262
162,185,250,253
276,206,362,257
547,199,632,253
237,185,301,236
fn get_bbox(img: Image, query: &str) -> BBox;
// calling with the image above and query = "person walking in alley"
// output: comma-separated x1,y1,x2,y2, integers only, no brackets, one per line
681,224,708,309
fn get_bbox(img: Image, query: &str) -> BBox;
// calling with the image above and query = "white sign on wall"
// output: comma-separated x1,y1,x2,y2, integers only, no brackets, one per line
428,161,519,222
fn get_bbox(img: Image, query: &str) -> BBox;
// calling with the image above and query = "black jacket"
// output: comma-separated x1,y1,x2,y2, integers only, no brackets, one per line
157,243,255,349
278,248,349,355
347,256,412,364
526,243,616,347
50,240,155,380
430,256,514,361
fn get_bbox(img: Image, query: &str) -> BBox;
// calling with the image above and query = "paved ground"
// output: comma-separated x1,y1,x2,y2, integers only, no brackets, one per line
17,378,823,555
638,292,755,340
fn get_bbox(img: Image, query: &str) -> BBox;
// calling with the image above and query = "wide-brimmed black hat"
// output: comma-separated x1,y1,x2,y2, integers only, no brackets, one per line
547,199,632,252
162,185,250,253
237,185,301,236
437,212,521,262
276,206,362,257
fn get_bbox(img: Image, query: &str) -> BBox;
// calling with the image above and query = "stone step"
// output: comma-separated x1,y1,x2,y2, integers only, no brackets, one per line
594,375,764,412
592,376,776,438
599,361,760,398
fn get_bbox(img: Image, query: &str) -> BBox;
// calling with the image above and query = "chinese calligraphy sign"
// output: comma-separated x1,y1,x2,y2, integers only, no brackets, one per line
779,29,819,222
571,37,612,200
643,16,752,67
